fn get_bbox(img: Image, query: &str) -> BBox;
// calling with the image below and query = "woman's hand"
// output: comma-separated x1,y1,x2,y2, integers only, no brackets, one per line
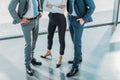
58,5,65,9
76,18,85,25
46,4,53,9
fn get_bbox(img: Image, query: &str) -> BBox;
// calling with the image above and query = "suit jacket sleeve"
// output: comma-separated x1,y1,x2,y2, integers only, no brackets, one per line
83,0,95,22
8,0,21,24
39,0,44,12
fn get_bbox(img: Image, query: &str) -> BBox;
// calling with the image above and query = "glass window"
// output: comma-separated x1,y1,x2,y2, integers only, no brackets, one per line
85,0,114,27
118,5,120,22
0,0,12,24
0,0,116,39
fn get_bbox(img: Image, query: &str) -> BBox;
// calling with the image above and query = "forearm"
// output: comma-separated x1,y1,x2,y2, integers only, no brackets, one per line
8,0,21,23
83,0,96,21
52,5,65,11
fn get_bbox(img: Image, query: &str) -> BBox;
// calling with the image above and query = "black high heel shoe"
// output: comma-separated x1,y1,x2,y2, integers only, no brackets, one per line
56,55,62,68
56,64,61,68
40,54,52,59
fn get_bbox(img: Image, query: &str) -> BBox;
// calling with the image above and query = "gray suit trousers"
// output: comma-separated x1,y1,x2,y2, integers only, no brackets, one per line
21,17,39,68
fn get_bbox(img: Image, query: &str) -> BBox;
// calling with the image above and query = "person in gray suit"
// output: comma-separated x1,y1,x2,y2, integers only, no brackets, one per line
8,0,43,76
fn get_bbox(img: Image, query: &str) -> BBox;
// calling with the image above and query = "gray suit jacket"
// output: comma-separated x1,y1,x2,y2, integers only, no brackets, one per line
8,0,43,24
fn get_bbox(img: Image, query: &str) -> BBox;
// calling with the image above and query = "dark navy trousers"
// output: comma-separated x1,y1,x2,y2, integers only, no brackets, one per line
68,15,84,68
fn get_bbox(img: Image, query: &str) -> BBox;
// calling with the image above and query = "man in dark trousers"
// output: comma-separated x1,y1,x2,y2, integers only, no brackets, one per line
66,0,95,77
8,0,43,76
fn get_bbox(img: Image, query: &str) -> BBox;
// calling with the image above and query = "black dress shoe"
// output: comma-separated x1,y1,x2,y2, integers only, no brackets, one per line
56,64,61,68
31,58,42,66
26,66,33,76
66,67,79,77
68,59,82,64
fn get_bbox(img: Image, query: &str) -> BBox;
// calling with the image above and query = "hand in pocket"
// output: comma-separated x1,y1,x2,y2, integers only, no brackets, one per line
76,18,85,25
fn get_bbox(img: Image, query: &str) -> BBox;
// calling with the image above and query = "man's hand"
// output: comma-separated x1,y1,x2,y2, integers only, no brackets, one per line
76,18,85,25
39,12,43,18
21,18,30,24
58,5,65,9
46,4,53,8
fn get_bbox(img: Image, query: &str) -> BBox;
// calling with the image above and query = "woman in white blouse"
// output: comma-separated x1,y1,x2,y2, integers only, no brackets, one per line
40,0,67,68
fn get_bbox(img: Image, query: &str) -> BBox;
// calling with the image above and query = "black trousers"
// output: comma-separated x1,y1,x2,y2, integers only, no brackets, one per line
47,13,66,55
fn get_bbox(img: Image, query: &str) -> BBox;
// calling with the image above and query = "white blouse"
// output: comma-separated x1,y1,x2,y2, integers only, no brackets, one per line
43,0,67,14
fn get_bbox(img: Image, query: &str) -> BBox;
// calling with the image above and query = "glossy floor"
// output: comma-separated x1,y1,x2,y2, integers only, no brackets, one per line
0,25,120,80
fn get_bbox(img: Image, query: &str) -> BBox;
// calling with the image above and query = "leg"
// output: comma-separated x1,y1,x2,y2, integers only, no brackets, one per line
56,14,66,68
47,18,56,50
57,14,66,55
66,20,84,77
72,21,84,68
30,18,42,66
40,13,56,58
31,18,39,58
68,24,83,64
21,24,32,68
69,25,74,43
68,16,74,43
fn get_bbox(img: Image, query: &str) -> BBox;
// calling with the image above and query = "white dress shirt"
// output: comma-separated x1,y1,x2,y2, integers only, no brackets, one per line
24,0,39,18
43,0,67,14
71,0,77,16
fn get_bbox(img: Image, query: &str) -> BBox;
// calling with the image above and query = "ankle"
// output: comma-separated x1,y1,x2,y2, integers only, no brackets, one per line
46,50,51,55
59,55,63,60
44,50,51,56
57,55,63,64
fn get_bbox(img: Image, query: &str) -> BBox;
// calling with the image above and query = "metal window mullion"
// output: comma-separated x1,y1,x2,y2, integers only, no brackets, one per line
112,0,120,26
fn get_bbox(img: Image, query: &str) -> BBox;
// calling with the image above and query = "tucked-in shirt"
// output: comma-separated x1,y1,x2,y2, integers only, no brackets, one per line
71,0,77,16
43,0,67,14
24,0,39,18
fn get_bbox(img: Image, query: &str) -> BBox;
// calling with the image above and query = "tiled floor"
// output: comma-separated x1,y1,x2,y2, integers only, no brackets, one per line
0,25,120,80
